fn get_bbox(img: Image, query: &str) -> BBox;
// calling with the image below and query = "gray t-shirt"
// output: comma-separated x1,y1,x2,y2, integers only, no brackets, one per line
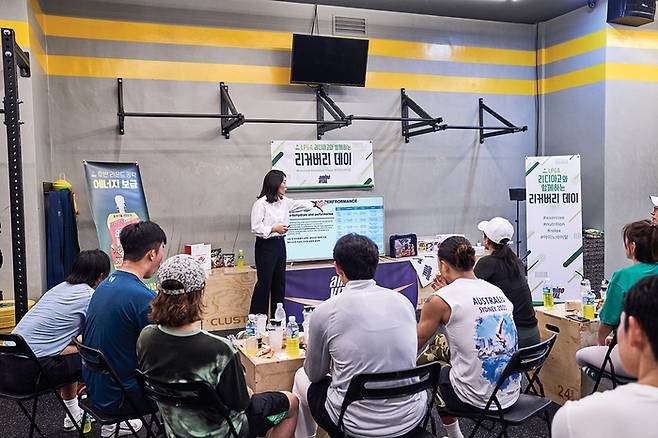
13,281,94,358
552,383,658,438
305,279,427,438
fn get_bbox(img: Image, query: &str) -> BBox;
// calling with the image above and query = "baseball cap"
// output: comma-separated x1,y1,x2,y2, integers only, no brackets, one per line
477,217,514,245
157,254,206,295
650,195,658,207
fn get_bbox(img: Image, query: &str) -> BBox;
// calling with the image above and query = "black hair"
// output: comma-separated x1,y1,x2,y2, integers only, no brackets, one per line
489,239,522,277
623,274,658,361
258,170,286,203
438,236,476,272
622,220,658,264
333,233,379,280
66,249,111,287
120,221,167,263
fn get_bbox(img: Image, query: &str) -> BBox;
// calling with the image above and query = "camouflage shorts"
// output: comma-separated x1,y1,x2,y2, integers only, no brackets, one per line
417,333,451,367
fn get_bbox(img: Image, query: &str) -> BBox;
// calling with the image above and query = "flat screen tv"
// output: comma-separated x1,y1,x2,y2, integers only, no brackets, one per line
290,34,369,87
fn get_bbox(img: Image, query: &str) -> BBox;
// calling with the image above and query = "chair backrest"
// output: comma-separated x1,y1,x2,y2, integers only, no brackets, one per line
0,333,38,361
484,334,557,411
336,362,441,433
136,369,240,438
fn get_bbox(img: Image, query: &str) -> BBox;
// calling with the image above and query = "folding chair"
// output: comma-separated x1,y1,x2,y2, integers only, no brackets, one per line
336,361,441,438
589,331,636,393
136,369,240,438
0,333,85,438
74,339,161,438
437,334,557,438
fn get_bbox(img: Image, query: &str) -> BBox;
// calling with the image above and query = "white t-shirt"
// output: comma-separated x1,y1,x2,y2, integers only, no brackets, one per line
552,383,658,438
435,278,520,409
250,196,313,239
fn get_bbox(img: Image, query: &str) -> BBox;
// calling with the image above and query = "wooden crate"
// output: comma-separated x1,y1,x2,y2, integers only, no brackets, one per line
536,304,599,405
237,343,305,393
202,267,257,331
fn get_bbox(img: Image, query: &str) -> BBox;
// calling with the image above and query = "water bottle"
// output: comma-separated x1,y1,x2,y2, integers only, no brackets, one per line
286,316,300,357
245,314,258,355
581,279,594,320
543,279,554,308
600,280,609,302
237,249,245,271
274,302,286,326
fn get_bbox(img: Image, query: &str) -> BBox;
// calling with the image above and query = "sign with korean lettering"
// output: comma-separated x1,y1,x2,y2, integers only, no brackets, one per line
525,155,583,300
84,161,150,274
271,140,374,190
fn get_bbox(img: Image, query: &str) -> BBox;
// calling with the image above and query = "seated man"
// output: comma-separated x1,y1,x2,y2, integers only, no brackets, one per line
552,275,658,438
137,254,298,438
416,236,520,438
0,250,110,431
82,221,166,437
293,234,427,438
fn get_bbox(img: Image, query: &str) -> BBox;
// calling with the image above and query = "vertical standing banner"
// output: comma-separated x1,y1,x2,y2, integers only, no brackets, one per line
271,140,374,190
525,155,583,301
84,161,154,288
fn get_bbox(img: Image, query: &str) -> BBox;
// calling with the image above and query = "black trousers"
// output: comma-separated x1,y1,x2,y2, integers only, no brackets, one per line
250,236,286,316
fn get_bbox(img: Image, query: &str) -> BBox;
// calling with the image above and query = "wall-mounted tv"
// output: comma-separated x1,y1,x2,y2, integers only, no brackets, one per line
290,34,369,87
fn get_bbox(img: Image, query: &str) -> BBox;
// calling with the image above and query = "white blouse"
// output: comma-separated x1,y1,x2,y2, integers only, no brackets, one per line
250,196,314,239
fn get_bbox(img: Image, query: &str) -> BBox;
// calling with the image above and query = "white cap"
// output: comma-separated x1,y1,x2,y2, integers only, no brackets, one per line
478,217,514,245
650,195,658,207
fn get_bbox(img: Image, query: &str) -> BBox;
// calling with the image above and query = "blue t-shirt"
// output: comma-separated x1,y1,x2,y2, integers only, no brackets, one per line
82,270,155,412
13,282,93,358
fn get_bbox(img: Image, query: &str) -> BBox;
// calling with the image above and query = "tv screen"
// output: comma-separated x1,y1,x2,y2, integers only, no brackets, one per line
290,34,369,87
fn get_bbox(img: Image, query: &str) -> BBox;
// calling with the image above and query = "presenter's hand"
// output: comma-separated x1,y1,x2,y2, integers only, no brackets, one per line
272,224,289,234
431,274,447,291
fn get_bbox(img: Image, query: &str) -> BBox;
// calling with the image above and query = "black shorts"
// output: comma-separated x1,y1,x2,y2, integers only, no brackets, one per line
246,391,290,438
307,378,343,437
0,353,81,395
437,366,495,413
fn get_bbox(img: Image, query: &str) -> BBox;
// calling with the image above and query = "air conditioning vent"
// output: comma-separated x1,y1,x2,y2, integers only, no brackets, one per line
333,16,367,36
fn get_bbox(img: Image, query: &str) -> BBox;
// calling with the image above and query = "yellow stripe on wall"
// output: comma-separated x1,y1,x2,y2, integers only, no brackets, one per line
608,28,658,50
0,20,30,48
607,62,658,82
540,64,606,94
539,29,606,65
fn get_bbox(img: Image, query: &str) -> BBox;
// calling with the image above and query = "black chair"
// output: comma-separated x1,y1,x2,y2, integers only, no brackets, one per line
73,339,161,438
437,334,557,438
0,333,85,438
589,331,635,393
136,369,240,438
336,361,441,438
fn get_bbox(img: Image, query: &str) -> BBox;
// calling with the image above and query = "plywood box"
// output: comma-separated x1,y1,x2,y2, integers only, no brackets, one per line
536,304,599,405
237,343,305,393
202,267,257,331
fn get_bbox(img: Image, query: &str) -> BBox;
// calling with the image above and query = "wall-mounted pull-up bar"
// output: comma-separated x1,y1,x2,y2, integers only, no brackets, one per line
116,78,527,144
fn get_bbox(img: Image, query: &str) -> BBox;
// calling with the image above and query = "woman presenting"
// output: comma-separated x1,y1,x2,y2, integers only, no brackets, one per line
250,170,325,316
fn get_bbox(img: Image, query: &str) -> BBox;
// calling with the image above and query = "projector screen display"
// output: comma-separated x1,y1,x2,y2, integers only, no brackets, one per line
286,197,384,262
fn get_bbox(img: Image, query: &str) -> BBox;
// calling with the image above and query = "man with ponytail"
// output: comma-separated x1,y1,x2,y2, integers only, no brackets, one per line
417,236,520,438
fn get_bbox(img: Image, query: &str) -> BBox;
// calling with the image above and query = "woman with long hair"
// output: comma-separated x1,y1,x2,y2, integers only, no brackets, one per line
250,170,325,316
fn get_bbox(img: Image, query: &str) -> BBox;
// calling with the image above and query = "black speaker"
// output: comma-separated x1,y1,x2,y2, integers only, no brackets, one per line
608,0,655,26
509,188,526,202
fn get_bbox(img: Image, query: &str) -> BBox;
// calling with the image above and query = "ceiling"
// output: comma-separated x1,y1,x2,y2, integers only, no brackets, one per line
276,0,594,24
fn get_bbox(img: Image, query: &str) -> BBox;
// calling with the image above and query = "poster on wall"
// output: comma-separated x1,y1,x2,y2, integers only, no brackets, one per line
84,161,154,288
525,155,583,301
271,140,374,190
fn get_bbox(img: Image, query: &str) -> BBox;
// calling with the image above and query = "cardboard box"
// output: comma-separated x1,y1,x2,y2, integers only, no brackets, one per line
184,243,212,271
536,304,600,405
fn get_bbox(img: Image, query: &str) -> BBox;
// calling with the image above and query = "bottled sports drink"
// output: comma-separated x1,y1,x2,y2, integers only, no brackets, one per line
286,316,300,357
543,279,554,308
245,314,258,356
237,249,245,271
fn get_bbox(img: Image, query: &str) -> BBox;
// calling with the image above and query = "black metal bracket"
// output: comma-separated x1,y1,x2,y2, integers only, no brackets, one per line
400,88,444,143
316,86,350,139
477,98,528,144
2,28,30,322
220,82,245,139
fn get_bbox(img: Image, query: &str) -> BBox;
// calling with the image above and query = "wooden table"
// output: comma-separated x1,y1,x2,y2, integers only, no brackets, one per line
235,341,305,393
535,304,600,405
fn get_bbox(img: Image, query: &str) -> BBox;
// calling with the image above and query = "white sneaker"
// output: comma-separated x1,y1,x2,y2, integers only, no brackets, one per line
63,411,93,432
100,419,143,437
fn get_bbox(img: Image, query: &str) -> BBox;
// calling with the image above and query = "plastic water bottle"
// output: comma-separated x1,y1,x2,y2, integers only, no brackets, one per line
543,279,554,308
237,249,245,271
302,306,313,346
245,314,258,355
274,303,286,326
286,316,300,357
581,279,594,320
600,280,609,302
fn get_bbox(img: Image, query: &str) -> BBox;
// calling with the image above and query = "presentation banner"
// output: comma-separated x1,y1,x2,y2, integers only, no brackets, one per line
525,155,583,301
84,161,151,278
284,260,418,322
271,140,374,190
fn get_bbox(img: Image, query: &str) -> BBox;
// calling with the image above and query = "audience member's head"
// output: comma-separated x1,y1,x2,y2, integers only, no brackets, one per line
150,255,207,328
619,275,658,378
119,221,167,276
333,233,379,282
65,249,111,288
622,220,658,264
437,236,476,283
